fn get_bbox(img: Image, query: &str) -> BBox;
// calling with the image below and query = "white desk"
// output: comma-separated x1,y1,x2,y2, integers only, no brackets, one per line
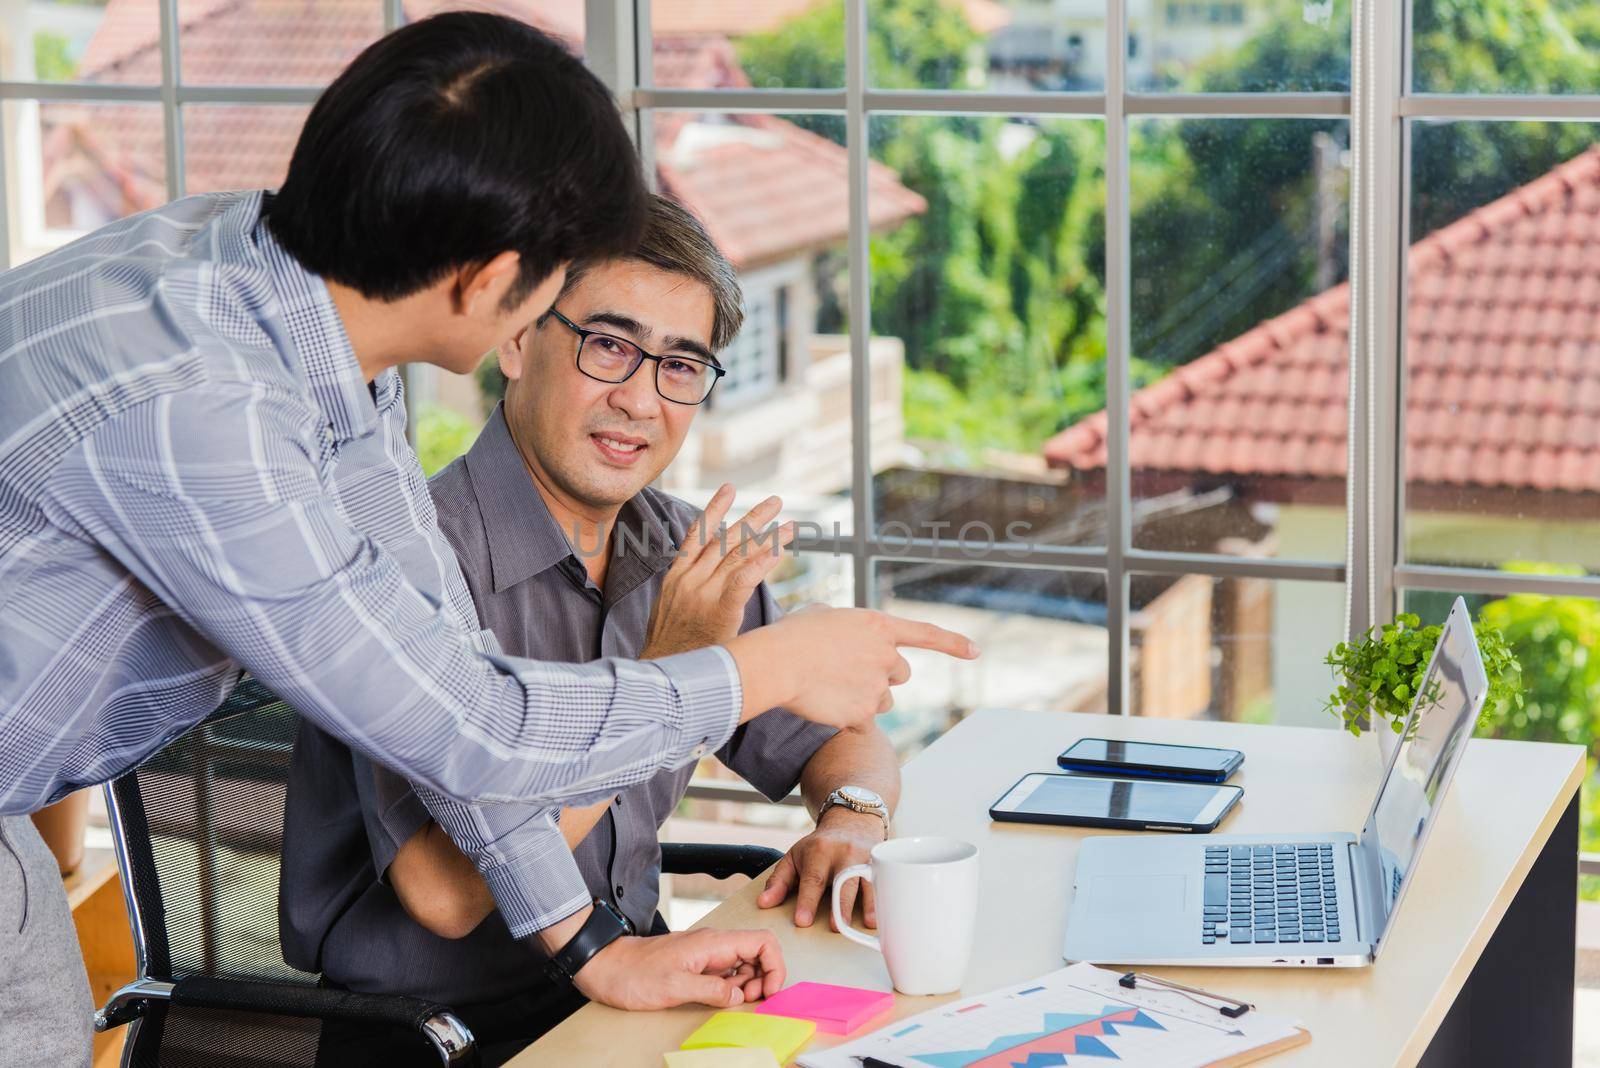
513,710,1585,1067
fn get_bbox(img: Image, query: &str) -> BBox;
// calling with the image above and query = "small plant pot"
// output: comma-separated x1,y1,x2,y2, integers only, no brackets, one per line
30,788,90,876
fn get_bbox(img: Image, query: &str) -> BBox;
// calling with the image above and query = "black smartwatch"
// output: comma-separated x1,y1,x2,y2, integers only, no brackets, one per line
546,899,630,985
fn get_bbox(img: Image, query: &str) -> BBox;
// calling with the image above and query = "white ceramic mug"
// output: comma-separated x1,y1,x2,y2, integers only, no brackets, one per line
831,836,980,996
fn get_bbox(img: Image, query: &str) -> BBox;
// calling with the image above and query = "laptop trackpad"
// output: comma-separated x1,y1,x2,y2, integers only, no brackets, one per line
1085,874,1188,916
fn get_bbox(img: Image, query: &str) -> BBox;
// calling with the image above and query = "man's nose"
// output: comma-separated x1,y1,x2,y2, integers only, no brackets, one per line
608,362,664,419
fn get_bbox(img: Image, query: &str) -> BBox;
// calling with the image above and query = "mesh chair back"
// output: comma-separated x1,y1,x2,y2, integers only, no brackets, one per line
106,676,317,985
122,1004,323,1068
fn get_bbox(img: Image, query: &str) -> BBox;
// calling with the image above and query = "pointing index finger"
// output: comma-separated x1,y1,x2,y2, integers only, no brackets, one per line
888,617,980,660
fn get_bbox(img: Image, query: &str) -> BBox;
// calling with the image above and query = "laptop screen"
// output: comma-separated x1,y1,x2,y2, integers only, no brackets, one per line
1358,599,1488,950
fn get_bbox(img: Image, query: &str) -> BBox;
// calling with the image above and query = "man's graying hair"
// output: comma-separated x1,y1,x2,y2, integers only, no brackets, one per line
556,194,744,353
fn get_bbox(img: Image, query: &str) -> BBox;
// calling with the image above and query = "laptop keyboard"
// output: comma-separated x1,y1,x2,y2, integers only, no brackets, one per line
1202,844,1341,945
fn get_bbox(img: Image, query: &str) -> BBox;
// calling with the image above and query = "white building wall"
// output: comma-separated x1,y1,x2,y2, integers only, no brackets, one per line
1269,501,1600,730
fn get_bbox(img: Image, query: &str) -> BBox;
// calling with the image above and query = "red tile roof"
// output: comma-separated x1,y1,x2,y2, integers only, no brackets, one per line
1044,146,1600,496
76,0,1005,79
45,0,923,268
657,112,925,267
651,0,1010,38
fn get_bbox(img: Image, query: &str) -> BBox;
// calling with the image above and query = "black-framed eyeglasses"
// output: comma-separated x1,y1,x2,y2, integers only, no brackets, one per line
547,307,727,406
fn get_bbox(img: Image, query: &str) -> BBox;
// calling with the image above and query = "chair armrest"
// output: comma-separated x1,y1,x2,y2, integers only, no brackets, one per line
661,843,783,880
96,976,478,1066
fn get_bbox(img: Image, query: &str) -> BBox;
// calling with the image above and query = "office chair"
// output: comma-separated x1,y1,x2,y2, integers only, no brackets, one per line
661,843,783,883
95,677,477,1067
94,678,785,1067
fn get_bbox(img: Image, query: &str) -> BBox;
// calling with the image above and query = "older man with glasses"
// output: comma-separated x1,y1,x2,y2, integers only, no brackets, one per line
281,196,905,1065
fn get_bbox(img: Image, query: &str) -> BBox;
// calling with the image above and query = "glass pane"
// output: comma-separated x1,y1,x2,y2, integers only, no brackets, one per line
1130,574,1343,727
182,105,308,195
1129,0,1350,92
871,115,1107,548
645,112,857,534
873,0,1044,91
873,561,1109,757
1411,0,1600,96
408,1,584,59
1107,118,1350,557
1399,588,1600,902
176,0,383,86
4,100,165,266
2,0,158,84
651,0,838,89
1403,121,1600,573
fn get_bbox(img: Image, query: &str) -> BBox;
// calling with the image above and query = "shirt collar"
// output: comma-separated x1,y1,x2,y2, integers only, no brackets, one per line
253,194,378,444
465,404,676,595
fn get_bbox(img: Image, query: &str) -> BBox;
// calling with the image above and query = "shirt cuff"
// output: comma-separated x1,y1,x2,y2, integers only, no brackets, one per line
478,835,593,940
652,644,742,766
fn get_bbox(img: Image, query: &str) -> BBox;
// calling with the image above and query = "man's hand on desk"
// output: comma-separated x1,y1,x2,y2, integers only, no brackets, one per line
537,907,785,1011
576,928,786,1011
757,806,886,930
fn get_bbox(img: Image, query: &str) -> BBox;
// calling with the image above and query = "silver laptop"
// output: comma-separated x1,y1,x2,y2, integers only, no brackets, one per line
1063,597,1488,968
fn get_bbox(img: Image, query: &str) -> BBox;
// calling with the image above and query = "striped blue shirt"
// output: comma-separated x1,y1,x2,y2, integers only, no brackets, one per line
0,191,741,933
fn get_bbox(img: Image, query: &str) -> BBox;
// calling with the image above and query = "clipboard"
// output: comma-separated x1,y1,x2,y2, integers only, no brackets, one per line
1204,1027,1312,1067
1113,971,1312,1067
802,963,1312,1068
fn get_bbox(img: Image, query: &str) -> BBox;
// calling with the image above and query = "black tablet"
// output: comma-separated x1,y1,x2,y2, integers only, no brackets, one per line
989,771,1243,833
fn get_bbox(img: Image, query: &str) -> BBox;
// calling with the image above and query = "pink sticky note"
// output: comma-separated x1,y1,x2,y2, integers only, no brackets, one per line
754,982,895,1035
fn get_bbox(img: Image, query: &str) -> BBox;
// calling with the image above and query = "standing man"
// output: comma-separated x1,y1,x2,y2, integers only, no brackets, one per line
0,13,976,1064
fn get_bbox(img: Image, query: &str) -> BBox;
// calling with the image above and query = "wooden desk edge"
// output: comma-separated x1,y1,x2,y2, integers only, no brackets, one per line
1396,747,1587,1066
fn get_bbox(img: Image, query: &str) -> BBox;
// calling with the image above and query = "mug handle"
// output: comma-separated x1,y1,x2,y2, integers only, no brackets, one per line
831,863,879,951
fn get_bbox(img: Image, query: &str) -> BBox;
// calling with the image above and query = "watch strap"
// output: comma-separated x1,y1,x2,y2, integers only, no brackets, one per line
546,899,629,984
821,788,889,829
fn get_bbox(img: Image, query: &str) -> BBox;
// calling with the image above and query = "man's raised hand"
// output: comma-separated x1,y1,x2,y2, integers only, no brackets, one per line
640,484,795,661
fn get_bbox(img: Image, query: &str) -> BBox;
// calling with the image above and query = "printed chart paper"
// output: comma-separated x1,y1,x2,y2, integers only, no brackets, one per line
798,963,1304,1068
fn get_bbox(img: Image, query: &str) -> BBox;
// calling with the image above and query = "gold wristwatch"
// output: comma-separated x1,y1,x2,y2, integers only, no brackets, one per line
819,785,890,834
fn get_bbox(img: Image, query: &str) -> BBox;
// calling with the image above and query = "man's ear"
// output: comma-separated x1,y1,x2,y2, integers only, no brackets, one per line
498,323,533,382
455,251,522,319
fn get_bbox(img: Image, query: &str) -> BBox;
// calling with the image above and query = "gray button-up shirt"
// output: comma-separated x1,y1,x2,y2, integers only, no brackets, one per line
281,404,834,1005
0,192,743,936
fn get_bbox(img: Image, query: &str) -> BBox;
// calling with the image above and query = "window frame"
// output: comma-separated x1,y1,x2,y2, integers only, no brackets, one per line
612,0,1600,722
1,1,1596,804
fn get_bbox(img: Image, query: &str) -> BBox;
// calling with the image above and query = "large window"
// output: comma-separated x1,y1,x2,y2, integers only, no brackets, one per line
633,0,1359,741
623,0,1600,912
5,0,1596,910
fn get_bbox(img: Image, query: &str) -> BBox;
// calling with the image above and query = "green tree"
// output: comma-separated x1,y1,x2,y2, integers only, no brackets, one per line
735,0,1600,445
873,117,1118,457
1179,0,1600,262
1474,567,1600,893
1476,572,1600,749
34,32,78,82
414,405,479,476
738,0,984,145
741,1,1117,456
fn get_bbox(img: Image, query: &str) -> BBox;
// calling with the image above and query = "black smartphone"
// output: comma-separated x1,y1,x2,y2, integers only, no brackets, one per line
1057,738,1244,783
989,771,1242,833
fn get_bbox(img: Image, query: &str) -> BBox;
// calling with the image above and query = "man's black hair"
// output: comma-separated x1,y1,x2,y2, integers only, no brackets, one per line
267,12,646,306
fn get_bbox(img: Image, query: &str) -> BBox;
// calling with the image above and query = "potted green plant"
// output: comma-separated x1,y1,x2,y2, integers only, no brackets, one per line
1323,612,1523,761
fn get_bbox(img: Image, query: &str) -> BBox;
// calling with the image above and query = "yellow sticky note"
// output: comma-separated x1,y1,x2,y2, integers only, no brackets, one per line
680,1011,815,1064
663,1048,782,1068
